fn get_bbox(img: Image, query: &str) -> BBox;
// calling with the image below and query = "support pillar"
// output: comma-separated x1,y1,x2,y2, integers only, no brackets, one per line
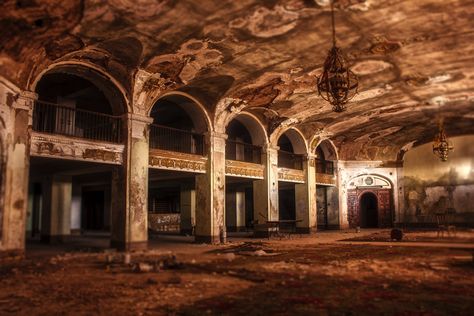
110,114,152,251
253,145,279,237
180,183,196,235
0,88,34,256
195,132,226,243
296,154,317,233
40,175,72,243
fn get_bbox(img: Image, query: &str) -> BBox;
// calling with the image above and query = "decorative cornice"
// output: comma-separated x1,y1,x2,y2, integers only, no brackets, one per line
149,149,207,173
278,168,305,183
316,173,336,186
30,132,124,164
225,160,264,179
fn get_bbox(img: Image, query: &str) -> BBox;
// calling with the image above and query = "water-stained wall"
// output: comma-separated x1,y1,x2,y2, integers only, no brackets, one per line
403,135,474,225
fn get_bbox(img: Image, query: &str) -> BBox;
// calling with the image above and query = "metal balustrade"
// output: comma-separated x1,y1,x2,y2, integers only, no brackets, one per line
278,150,304,170
316,159,334,175
33,100,123,143
226,140,262,164
149,124,206,155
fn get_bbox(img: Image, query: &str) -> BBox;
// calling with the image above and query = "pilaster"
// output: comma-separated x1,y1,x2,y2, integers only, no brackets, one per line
253,144,279,237
0,89,35,254
296,154,317,233
195,132,226,243
110,113,152,251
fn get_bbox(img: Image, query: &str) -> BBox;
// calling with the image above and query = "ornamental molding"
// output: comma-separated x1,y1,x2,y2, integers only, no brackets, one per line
149,149,207,173
225,160,264,179
278,168,305,183
30,132,124,164
316,173,336,186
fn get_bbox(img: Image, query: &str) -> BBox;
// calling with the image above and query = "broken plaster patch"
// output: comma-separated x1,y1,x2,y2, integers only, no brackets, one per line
230,5,299,38
352,60,393,76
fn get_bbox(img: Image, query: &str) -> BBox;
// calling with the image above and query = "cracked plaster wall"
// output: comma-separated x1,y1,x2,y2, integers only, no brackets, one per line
403,135,474,225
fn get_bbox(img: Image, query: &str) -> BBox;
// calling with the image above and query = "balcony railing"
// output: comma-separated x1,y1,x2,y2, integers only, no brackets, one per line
226,140,262,164
149,124,206,155
278,150,304,170
33,100,123,143
316,159,334,175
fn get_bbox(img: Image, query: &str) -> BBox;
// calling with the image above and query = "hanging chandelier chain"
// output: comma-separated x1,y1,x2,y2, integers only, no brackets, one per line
331,0,337,47
316,0,358,112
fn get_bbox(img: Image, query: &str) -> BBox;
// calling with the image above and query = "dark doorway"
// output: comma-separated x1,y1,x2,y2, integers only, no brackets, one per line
317,186,328,229
245,187,254,227
360,193,378,228
279,183,296,220
82,190,105,231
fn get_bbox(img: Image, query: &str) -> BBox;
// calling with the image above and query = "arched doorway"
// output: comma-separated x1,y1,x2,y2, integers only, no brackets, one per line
314,142,339,230
148,94,210,236
27,66,127,246
276,129,307,222
346,174,394,228
225,114,266,232
360,192,378,228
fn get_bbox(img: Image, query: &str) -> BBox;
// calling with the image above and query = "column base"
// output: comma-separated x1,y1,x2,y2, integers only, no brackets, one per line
40,235,71,244
110,240,148,251
194,235,221,244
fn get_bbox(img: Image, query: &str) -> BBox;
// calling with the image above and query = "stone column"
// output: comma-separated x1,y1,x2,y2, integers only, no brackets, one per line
40,175,72,243
110,114,152,251
253,144,279,237
0,88,35,256
295,154,317,233
195,132,226,243
180,183,196,235
337,161,350,229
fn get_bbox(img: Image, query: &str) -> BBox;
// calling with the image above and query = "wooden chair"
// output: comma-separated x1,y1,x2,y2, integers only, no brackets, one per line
435,213,456,238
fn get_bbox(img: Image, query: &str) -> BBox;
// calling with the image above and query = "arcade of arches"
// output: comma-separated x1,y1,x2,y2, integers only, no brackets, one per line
1,0,474,256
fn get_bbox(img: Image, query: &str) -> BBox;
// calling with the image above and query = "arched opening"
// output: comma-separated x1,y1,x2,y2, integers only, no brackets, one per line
33,68,127,143
26,66,128,250
315,141,339,230
148,94,210,236
276,129,307,222
149,94,208,155
360,192,378,228
347,174,393,228
224,114,267,233
277,129,306,170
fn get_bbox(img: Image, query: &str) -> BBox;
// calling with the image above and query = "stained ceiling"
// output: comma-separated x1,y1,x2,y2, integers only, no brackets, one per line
1,0,473,160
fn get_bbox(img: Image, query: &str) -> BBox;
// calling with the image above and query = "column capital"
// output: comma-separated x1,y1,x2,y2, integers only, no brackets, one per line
204,131,228,140
14,90,37,110
122,113,154,124
262,143,279,153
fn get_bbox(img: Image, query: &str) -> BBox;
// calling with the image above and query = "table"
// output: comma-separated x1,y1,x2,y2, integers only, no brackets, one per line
265,219,302,239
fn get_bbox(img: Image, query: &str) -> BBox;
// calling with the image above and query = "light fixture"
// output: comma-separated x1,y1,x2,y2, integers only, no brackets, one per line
432,119,453,162
317,0,359,112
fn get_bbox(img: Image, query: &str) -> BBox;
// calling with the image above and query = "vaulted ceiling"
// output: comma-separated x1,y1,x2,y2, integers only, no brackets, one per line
1,0,473,160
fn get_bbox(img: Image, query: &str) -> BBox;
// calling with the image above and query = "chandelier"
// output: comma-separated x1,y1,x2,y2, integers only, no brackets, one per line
317,0,358,112
432,119,453,162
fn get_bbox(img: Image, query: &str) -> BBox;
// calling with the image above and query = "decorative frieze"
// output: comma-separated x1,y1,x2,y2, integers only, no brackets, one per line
149,149,207,173
30,132,124,164
316,172,336,186
278,168,305,183
225,160,264,179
